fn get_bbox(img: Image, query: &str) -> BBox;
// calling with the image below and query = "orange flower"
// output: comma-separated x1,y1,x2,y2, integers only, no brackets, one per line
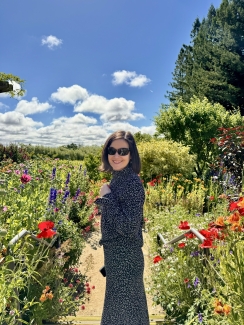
214,305,223,314
215,216,225,227
237,198,244,209
227,212,240,224
213,299,223,308
40,294,47,302
223,304,231,315
230,222,242,232
46,292,54,300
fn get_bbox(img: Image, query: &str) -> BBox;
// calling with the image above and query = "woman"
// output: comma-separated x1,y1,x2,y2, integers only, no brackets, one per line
95,130,149,325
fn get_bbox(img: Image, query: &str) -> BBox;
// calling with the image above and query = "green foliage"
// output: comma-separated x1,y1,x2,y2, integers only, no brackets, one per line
0,72,25,97
1,143,102,161
137,139,196,182
83,153,111,182
166,1,244,114
0,143,30,163
154,97,244,176
133,132,154,143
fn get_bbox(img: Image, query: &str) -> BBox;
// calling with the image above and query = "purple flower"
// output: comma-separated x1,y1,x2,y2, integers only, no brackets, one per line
52,167,56,179
62,190,70,203
74,188,80,200
198,313,203,323
24,169,28,174
194,277,200,287
195,213,201,217
190,251,200,257
65,172,71,185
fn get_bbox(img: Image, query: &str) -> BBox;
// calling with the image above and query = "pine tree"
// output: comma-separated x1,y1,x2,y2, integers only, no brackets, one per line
166,0,244,114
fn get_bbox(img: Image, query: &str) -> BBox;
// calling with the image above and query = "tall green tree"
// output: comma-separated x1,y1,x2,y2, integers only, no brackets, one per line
166,0,244,114
154,97,244,177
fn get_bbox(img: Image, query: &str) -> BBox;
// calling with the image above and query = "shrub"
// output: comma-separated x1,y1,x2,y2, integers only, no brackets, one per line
137,139,196,182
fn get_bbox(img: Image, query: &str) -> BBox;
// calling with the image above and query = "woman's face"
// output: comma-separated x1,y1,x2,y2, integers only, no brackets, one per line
108,139,131,171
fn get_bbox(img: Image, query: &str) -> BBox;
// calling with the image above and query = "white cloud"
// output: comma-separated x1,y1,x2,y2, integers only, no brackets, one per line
41,35,63,49
52,113,97,126
112,70,151,87
0,102,9,109
51,85,89,105
103,122,156,136
15,97,53,116
74,95,144,122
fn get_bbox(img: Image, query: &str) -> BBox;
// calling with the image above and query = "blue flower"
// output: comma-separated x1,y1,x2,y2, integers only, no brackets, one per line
24,169,28,174
49,188,57,204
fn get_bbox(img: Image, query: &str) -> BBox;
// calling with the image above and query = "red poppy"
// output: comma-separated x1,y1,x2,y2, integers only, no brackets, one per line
178,243,186,248
153,255,163,263
184,278,189,283
37,221,56,238
184,232,196,239
199,239,216,249
178,221,190,230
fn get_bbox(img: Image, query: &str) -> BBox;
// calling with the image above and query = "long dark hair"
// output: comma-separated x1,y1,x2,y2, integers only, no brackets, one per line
99,130,141,174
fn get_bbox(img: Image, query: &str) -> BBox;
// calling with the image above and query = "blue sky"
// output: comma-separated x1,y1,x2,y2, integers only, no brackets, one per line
0,0,222,147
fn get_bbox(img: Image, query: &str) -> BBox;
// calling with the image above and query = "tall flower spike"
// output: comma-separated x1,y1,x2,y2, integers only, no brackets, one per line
65,173,71,185
49,188,57,205
52,167,56,179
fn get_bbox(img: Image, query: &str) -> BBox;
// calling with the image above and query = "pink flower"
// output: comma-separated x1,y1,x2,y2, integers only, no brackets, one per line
3,206,8,212
20,174,31,184
92,285,95,289
68,283,73,288
59,299,63,303
15,170,20,175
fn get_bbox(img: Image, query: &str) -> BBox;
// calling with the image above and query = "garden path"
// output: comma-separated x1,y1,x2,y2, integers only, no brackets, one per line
77,230,163,316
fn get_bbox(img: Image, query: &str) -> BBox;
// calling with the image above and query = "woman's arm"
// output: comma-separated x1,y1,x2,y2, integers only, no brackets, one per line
96,177,145,237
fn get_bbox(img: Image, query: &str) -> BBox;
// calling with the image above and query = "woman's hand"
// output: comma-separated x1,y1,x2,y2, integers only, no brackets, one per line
100,184,111,197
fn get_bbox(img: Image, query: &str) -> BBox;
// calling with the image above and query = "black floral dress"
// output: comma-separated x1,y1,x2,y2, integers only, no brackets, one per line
95,166,149,325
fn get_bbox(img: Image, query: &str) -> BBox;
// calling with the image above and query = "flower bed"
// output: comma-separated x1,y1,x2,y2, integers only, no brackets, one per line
0,158,97,324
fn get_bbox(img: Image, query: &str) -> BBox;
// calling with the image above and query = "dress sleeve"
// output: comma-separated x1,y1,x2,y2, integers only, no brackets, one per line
95,177,145,237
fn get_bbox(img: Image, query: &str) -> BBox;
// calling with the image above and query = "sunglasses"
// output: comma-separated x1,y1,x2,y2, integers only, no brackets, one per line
107,147,130,156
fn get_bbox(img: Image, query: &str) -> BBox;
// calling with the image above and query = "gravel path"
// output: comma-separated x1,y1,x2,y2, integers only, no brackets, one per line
77,231,163,316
